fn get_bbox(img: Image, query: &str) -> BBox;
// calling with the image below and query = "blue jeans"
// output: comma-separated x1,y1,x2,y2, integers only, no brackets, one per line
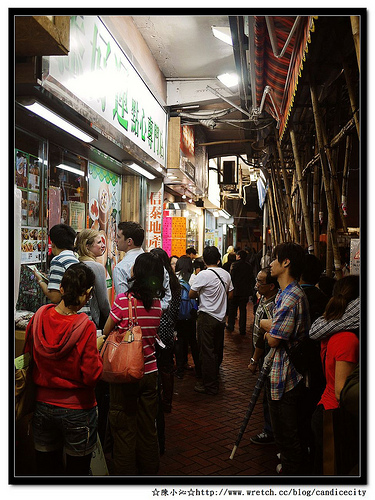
32,402,98,457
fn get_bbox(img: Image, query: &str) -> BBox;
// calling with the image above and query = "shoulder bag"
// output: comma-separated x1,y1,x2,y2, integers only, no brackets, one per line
15,331,36,422
100,294,145,383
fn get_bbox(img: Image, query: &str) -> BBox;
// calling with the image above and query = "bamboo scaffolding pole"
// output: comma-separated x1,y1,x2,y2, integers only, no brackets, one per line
270,168,285,243
350,16,360,72
267,188,278,247
342,58,360,139
290,127,314,253
310,84,343,279
341,134,352,219
326,218,334,278
313,162,320,258
270,179,281,245
275,132,299,242
274,161,290,241
321,119,348,233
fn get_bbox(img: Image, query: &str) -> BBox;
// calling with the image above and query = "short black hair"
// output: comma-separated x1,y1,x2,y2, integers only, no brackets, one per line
186,247,197,256
237,250,247,260
118,221,144,247
301,254,324,285
49,224,76,251
202,246,221,266
273,242,306,280
193,258,206,271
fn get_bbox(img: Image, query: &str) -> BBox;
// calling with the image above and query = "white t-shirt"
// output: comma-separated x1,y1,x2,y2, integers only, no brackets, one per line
191,267,233,322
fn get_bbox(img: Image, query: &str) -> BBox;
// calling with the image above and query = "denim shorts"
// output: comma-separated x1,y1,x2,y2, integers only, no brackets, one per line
32,402,98,457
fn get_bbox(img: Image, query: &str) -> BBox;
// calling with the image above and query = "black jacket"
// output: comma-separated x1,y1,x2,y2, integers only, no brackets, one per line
230,259,254,297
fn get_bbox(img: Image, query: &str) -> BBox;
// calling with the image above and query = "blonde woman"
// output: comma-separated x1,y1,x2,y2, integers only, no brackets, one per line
75,229,110,330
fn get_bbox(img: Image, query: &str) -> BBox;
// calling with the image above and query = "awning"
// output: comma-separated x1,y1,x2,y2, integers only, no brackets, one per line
254,16,317,140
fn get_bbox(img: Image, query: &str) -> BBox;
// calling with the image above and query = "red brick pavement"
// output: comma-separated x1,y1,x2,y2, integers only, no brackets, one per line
158,302,279,477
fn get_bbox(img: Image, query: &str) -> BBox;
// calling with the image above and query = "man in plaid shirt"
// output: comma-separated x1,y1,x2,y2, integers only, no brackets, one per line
260,242,310,475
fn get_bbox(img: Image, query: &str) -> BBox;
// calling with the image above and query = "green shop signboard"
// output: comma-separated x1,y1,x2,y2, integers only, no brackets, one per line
88,162,121,293
48,15,167,168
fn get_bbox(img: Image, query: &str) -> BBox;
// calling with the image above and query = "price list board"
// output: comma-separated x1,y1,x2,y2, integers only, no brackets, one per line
162,213,187,257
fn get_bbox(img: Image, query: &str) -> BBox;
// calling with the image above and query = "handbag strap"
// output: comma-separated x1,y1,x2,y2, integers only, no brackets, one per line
208,268,227,291
127,294,139,327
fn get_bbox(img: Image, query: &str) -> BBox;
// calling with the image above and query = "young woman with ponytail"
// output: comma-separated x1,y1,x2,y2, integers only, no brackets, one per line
309,275,360,475
24,263,103,476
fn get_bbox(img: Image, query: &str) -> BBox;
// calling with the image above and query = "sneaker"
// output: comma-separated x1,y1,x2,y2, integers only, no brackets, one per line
276,464,283,474
250,432,275,445
194,383,207,394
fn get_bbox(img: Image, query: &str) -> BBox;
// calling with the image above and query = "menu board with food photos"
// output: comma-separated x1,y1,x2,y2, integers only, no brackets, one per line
21,227,47,264
15,149,42,227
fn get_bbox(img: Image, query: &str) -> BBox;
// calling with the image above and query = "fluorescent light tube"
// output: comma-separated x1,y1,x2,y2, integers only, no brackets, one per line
212,27,233,46
217,73,238,88
24,102,95,143
56,163,85,176
218,209,231,219
125,163,156,180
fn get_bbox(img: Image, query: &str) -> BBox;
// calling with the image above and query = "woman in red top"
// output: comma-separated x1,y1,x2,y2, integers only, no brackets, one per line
310,275,359,475
103,252,165,475
25,263,103,476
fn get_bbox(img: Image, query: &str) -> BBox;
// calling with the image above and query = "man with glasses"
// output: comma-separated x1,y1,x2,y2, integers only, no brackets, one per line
248,267,279,445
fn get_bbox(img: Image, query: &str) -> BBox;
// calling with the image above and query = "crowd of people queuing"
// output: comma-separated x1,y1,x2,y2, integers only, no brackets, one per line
21,222,360,477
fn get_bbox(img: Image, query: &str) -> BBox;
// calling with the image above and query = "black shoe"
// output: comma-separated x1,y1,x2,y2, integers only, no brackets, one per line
250,432,275,445
194,383,206,394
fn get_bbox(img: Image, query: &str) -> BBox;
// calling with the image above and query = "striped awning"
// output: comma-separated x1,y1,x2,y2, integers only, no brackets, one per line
254,16,317,140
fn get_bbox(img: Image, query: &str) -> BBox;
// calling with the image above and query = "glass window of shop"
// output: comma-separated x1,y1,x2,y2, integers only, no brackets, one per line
15,127,48,312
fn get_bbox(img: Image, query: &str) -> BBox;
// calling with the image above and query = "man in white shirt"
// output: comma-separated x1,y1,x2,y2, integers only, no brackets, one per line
189,246,233,395
113,221,171,310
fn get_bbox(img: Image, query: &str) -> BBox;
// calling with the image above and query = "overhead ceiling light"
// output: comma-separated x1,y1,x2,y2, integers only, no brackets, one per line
218,209,231,219
211,27,233,46
217,73,239,88
56,163,85,176
124,162,156,180
23,102,95,143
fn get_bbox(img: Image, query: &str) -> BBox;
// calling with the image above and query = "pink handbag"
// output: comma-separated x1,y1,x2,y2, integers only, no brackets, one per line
100,295,144,383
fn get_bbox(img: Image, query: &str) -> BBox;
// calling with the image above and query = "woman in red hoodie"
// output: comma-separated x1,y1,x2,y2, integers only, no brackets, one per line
25,263,103,476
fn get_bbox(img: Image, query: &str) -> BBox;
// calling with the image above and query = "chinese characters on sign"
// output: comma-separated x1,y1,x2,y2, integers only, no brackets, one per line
162,212,187,257
146,190,163,250
48,15,167,168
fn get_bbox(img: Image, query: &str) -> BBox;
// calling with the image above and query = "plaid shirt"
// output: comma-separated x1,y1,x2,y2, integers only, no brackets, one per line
268,281,310,400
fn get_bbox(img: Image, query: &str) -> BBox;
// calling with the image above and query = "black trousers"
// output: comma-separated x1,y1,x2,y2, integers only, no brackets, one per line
227,295,249,334
267,381,306,475
196,312,225,394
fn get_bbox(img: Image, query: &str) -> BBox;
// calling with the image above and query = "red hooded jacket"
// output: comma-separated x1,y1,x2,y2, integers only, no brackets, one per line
25,304,103,409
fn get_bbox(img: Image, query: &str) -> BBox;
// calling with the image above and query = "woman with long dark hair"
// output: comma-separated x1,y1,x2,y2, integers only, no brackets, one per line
174,255,202,379
150,248,181,413
309,275,360,475
103,252,165,475
25,263,103,476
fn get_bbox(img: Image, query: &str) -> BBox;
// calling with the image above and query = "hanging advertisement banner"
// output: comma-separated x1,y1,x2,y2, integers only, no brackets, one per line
146,189,163,250
88,162,122,291
48,15,167,168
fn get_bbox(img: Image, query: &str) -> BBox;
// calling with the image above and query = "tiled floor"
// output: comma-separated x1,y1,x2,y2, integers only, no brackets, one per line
158,303,279,477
